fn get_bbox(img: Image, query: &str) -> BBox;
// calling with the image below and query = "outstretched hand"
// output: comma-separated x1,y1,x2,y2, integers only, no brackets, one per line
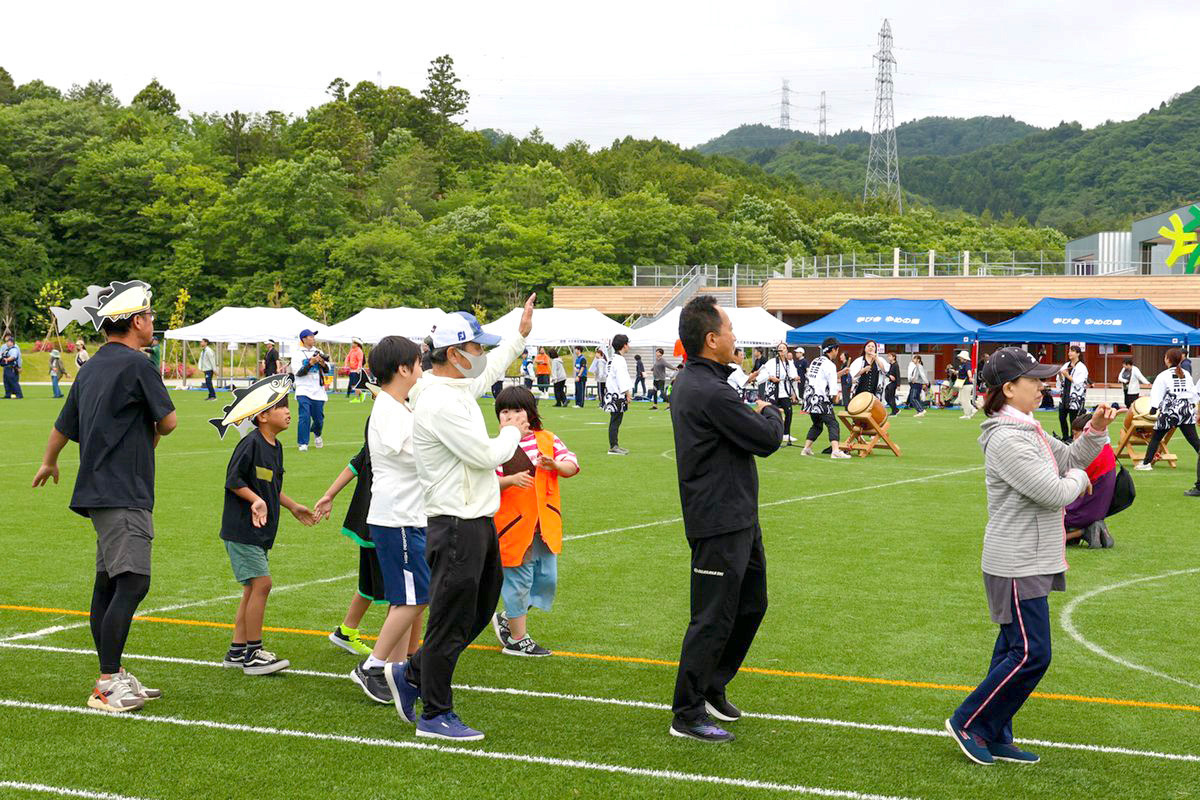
313,495,333,522
291,504,317,527
518,293,536,337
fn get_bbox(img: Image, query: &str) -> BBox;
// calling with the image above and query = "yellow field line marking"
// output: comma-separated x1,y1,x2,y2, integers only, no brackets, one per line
3,604,1198,713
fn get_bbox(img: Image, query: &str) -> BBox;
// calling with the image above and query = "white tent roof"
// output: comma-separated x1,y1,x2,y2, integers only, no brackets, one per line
164,306,324,344
629,306,792,348
317,307,451,344
482,307,631,347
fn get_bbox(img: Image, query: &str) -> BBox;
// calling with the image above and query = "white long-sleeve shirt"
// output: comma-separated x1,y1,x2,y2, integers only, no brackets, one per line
198,346,216,373
755,357,798,400
606,352,634,395
410,334,526,520
590,357,607,382
804,355,839,399
551,357,567,382
908,361,928,385
1118,364,1149,389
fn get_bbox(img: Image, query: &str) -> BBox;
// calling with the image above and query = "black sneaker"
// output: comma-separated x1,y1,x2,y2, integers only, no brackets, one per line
1185,488,1200,497
503,636,551,657
242,649,289,676
669,715,734,743
704,695,742,722
491,611,512,647
351,661,391,703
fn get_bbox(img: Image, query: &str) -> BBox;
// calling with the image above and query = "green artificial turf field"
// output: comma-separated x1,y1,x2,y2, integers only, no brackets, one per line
1,389,1198,799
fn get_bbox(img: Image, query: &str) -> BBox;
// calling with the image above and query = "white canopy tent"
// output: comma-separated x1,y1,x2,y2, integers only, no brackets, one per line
317,307,451,344
164,306,323,344
482,307,631,347
629,306,792,348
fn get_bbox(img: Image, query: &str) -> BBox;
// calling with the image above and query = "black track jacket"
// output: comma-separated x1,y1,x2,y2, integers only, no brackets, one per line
670,357,784,539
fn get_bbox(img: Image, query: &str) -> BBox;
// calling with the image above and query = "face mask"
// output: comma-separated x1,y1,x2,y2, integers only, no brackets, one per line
454,347,488,379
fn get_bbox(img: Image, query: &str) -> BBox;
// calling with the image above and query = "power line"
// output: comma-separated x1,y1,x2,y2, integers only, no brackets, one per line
864,19,901,212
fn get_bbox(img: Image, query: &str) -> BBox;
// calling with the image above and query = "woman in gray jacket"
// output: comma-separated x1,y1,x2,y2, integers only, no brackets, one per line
945,347,1117,766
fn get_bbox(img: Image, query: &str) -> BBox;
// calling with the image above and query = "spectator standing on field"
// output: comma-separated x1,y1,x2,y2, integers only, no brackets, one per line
1,332,23,399
633,354,647,399
49,349,68,398
345,339,365,398
263,340,279,376
591,348,607,402
293,329,329,452
604,335,634,455
651,348,672,410
573,346,588,407
199,338,218,400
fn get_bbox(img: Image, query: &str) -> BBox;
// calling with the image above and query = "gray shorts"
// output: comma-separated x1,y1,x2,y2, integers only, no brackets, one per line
225,540,270,585
89,508,154,577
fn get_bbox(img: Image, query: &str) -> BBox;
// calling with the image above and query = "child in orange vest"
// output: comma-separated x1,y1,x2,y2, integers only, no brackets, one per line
490,386,579,656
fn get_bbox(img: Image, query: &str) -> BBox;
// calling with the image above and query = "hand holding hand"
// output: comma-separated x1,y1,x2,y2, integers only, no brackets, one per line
32,464,59,488
291,504,316,527
313,495,333,522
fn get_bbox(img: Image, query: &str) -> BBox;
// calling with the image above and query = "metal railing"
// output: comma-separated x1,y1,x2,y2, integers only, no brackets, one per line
633,264,782,287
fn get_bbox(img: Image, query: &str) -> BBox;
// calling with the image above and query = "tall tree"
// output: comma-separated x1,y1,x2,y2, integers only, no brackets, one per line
132,78,180,115
421,55,468,121
0,68,15,105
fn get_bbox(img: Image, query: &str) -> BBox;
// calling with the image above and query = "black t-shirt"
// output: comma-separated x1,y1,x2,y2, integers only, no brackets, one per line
342,425,373,545
55,342,175,517
220,429,285,548
264,347,279,376
957,362,971,383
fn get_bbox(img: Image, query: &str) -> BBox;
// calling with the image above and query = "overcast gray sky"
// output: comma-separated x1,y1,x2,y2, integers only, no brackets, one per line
6,0,1195,148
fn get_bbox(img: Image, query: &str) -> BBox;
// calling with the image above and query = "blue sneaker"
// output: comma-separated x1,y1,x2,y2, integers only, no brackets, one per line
987,742,1040,763
669,715,734,743
384,662,420,723
416,711,484,741
945,719,993,765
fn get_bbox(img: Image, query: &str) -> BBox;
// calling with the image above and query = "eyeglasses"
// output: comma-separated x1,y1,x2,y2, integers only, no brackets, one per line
138,310,156,320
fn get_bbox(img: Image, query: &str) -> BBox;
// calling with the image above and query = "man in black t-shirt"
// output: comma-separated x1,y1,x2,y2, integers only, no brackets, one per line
263,340,279,376
33,280,177,714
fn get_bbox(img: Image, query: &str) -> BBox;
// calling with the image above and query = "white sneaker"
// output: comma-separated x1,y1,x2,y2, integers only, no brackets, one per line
800,447,813,456
118,667,161,700
314,436,324,449
784,435,796,442
298,444,308,452
87,677,145,713
831,451,852,459
1134,463,1153,471
915,411,926,418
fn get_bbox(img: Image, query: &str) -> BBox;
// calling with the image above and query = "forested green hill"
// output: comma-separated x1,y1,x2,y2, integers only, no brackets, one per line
0,61,1062,333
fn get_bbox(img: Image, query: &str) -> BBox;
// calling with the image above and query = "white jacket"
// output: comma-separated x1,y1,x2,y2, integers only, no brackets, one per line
410,334,525,520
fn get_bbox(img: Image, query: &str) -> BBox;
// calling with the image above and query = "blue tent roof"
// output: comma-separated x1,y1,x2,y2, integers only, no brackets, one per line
977,297,1190,345
785,298,982,345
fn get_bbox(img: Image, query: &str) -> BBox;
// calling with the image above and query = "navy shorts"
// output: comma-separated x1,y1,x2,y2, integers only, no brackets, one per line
368,525,429,606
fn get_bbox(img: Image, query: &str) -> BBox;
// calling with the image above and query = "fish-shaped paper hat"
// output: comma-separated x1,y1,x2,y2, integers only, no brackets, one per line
209,374,294,439
51,280,152,332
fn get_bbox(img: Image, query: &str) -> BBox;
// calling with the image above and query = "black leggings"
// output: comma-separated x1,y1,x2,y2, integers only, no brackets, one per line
609,411,624,448
1143,423,1200,470
90,571,151,675
553,380,567,407
805,412,839,444
774,398,793,438
1059,404,1081,439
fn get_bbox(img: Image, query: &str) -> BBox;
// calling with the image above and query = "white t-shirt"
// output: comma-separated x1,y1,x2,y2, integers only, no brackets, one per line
292,346,329,401
366,391,426,528
607,353,633,395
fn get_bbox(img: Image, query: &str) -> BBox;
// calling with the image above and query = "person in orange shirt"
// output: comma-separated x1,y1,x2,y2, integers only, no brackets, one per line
344,339,365,399
534,347,551,395
490,386,579,657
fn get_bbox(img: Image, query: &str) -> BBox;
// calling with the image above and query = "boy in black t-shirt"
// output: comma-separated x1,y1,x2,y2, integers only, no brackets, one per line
219,395,315,675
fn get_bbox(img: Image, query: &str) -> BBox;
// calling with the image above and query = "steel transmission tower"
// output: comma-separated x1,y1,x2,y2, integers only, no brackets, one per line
818,91,828,144
780,79,791,129
864,19,902,211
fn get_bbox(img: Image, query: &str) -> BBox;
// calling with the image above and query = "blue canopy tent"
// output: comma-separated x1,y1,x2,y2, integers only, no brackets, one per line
785,298,982,345
976,298,1191,346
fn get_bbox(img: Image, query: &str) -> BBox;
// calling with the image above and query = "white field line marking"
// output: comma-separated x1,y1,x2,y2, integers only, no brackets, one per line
564,466,983,541
0,699,918,800
3,641,1197,764
0,572,355,643
1060,568,1200,691
0,781,154,800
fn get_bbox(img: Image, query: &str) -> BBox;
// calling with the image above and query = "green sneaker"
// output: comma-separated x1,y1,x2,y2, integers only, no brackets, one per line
329,625,372,656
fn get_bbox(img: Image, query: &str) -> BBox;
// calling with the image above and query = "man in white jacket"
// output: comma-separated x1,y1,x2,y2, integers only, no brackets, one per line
394,294,534,742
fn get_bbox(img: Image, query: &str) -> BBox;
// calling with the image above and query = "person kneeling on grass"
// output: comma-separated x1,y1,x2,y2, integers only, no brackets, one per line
217,384,316,675
490,387,580,657
1064,412,1120,549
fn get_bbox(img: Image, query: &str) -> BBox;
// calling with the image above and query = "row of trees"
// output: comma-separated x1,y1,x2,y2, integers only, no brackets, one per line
0,59,1065,334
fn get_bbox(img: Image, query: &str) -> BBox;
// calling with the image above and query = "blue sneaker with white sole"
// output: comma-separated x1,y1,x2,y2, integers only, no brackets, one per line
945,719,993,765
987,742,1040,763
384,662,420,723
416,711,484,741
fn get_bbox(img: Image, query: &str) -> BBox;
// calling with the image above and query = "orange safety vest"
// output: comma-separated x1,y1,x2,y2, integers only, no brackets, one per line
494,429,563,567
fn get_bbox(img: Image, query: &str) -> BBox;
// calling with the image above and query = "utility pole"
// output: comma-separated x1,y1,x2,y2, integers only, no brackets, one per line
780,79,791,130
818,90,828,144
864,19,902,211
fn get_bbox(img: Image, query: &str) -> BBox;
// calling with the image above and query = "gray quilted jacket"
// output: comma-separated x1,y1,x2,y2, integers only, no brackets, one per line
977,413,1107,577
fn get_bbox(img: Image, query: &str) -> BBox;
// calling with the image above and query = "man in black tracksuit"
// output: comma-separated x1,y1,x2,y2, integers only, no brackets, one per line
668,295,783,742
